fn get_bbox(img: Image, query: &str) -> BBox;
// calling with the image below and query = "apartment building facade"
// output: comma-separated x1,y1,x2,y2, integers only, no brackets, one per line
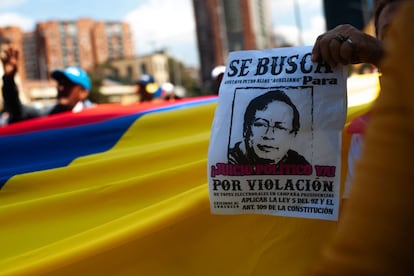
0,18,135,81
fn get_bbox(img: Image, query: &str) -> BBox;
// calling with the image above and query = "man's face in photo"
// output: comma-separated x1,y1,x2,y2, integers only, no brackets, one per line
247,100,294,163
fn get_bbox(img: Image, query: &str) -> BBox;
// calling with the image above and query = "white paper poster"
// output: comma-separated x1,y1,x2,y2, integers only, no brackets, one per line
207,46,347,221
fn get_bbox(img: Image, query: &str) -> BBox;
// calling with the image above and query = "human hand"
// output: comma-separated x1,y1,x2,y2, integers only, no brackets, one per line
1,46,19,77
311,24,384,68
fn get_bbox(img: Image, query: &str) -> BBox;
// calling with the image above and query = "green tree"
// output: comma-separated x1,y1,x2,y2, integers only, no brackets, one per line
87,63,110,104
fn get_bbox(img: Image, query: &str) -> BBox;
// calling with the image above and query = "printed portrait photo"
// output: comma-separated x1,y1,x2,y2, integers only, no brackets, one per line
228,87,314,166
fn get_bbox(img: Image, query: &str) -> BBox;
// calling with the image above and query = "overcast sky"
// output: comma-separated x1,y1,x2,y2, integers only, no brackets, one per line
0,0,325,67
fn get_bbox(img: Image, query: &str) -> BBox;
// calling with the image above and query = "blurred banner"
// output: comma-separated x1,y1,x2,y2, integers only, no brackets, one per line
0,77,378,275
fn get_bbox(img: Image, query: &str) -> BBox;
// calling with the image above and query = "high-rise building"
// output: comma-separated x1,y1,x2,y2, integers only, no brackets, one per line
36,19,96,73
0,18,135,81
22,32,40,80
192,0,273,92
91,21,135,64
35,18,134,78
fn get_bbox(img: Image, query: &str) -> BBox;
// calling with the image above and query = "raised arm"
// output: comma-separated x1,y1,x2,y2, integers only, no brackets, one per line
1,46,23,123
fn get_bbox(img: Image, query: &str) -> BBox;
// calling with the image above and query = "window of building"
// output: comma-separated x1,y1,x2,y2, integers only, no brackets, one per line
127,65,133,80
140,63,147,74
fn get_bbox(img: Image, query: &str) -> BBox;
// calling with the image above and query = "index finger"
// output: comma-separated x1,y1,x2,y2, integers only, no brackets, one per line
311,35,323,62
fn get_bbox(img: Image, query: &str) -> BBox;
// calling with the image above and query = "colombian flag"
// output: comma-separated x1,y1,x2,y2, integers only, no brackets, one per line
0,75,378,276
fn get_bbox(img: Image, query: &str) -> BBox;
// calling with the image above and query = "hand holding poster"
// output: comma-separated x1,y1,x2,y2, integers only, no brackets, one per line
208,46,347,221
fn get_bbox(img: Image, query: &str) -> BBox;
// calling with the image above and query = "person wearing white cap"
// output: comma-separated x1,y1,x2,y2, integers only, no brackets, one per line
211,65,225,94
1,46,93,124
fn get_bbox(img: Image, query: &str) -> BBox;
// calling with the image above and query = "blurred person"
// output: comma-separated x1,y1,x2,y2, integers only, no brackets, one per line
228,90,309,166
311,0,408,198
161,82,176,100
161,82,186,101
211,65,225,95
171,86,186,99
310,2,414,274
1,45,93,124
135,74,163,102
